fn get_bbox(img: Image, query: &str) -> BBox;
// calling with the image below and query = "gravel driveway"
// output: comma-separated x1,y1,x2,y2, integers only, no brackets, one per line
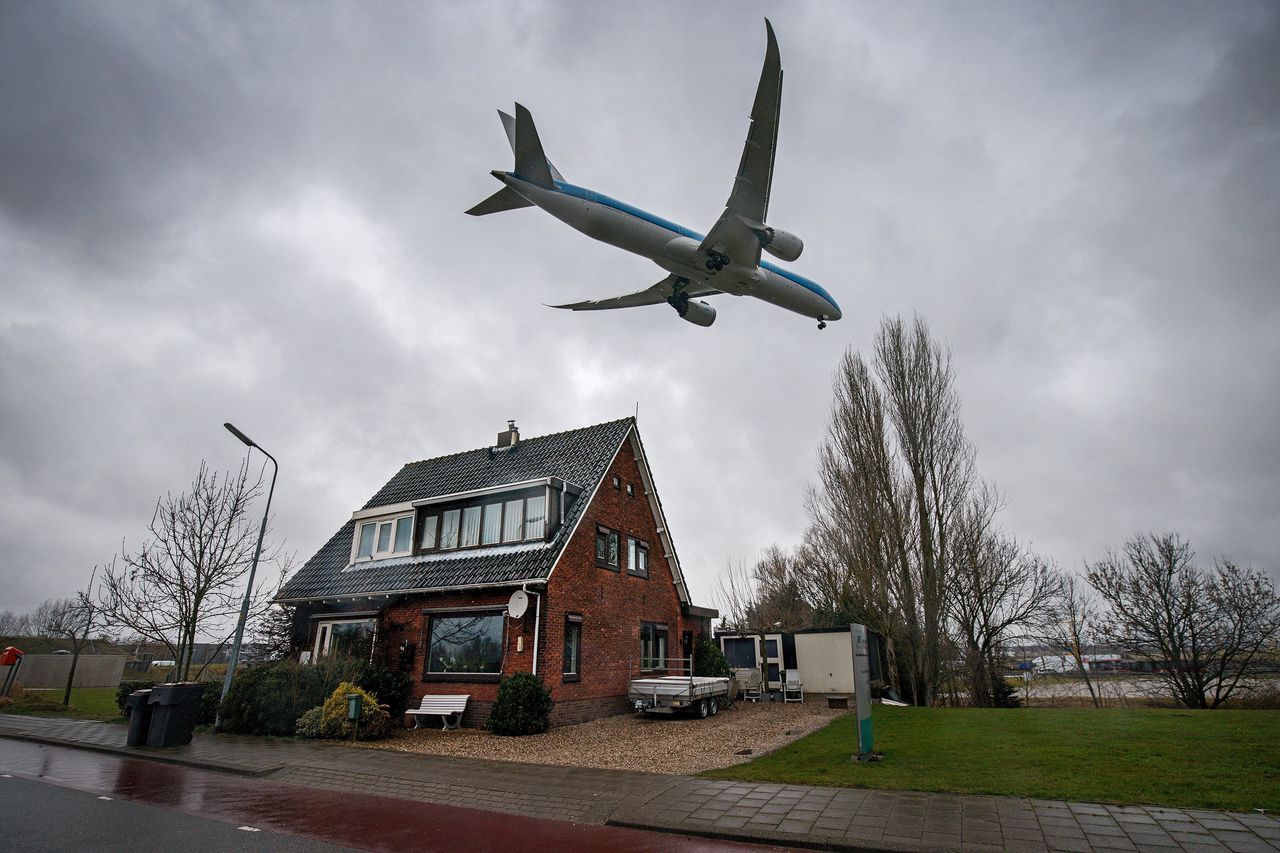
360,700,844,775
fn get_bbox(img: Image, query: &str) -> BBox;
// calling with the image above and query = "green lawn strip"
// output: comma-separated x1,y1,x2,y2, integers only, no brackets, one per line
703,706,1279,812
2,687,122,721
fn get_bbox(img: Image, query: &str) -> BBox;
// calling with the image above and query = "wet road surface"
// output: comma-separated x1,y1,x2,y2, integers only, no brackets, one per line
0,739,792,852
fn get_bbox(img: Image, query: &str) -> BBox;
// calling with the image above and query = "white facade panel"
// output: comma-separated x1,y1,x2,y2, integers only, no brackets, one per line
793,631,855,695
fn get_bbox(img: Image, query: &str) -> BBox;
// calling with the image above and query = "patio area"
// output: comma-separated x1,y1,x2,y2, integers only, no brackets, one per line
361,699,844,775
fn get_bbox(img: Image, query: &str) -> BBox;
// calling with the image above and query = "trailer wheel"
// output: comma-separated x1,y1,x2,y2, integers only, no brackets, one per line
708,697,719,716
695,699,709,718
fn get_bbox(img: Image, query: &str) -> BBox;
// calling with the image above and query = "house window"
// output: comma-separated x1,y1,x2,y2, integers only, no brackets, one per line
612,475,621,490
460,505,482,547
640,622,667,671
525,494,546,539
563,615,582,680
419,514,438,550
502,499,524,542
481,502,502,545
355,514,413,560
595,525,619,569
439,509,461,549
627,538,649,578
722,636,756,669
313,618,376,660
626,483,634,497
426,612,504,675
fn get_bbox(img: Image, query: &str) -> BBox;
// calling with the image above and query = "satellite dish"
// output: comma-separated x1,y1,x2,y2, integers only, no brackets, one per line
507,589,529,619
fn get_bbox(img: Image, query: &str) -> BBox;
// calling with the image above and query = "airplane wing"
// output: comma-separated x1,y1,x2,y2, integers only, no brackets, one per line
549,274,720,311
698,19,782,266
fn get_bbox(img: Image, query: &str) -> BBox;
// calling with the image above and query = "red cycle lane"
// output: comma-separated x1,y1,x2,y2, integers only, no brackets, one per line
0,739,794,852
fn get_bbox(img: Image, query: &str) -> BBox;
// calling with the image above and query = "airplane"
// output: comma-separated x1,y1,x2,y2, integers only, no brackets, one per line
467,19,841,329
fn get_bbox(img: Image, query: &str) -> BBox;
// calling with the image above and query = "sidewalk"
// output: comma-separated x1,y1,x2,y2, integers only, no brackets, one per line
2,714,1276,853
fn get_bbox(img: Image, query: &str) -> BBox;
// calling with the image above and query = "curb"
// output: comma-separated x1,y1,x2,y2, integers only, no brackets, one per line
605,817,958,853
0,731,283,778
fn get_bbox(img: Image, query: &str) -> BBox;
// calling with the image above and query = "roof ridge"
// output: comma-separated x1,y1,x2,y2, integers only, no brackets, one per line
397,416,634,469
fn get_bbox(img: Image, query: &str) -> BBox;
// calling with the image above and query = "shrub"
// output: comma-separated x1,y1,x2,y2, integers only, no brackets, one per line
115,680,156,717
693,633,732,678
219,658,357,736
356,663,411,717
993,676,1023,708
295,682,391,740
488,672,552,736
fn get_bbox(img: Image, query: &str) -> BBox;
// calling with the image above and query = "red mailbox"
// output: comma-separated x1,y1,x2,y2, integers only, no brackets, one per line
0,647,22,666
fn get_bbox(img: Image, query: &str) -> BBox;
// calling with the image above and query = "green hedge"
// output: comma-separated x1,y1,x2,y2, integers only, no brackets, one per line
218,658,407,736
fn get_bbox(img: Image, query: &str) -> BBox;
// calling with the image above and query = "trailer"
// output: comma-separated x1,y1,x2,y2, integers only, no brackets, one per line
628,657,731,718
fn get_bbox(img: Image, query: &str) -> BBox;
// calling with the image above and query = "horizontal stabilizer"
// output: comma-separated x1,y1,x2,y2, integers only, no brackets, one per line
465,185,533,217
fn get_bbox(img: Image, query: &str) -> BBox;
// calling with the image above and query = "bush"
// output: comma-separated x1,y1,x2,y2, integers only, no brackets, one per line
693,633,732,678
115,680,156,718
487,672,552,736
219,658,362,736
356,663,411,717
993,676,1023,708
294,682,391,740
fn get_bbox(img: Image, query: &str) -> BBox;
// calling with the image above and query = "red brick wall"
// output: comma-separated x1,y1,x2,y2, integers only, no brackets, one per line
541,435,696,718
310,432,705,728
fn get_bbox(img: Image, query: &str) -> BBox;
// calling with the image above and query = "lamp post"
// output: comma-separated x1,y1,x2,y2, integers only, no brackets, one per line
216,422,278,730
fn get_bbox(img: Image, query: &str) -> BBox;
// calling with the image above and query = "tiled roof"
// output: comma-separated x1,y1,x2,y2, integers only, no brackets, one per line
276,418,633,603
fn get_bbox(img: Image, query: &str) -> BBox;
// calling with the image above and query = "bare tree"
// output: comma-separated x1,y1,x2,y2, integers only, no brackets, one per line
0,610,33,636
1039,570,1103,708
35,567,104,706
100,460,283,682
797,315,979,705
949,487,1060,706
1087,532,1280,709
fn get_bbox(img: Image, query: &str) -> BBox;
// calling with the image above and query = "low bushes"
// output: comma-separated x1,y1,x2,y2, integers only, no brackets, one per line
488,672,552,736
294,682,391,740
218,658,405,736
693,633,732,678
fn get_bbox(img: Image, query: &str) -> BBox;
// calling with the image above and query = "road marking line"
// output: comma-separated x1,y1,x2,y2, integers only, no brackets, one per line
238,826,261,832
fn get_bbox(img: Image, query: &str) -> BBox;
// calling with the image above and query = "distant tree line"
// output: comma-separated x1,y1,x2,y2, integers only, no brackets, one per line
718,314,1280,710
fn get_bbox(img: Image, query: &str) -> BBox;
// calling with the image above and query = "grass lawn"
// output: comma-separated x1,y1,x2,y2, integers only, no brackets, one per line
2,687,122,722
704,705,1280,812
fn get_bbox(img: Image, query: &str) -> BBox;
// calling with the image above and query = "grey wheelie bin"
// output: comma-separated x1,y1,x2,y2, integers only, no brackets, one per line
125,689,153,746
145,682,205,747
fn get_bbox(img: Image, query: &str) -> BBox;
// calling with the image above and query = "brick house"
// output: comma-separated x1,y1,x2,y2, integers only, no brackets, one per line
276,418,718,727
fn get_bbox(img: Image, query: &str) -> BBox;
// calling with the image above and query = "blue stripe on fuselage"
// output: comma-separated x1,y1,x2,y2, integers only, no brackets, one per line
544,178,841,315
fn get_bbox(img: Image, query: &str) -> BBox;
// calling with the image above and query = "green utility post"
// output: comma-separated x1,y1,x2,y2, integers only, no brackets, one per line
851,623,875,761
347,693,362,742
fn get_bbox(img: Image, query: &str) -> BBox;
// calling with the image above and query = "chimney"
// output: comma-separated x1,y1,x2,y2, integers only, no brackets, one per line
497,419,520,448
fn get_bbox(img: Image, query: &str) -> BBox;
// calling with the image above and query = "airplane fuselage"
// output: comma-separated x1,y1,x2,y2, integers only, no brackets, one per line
498,172,842,323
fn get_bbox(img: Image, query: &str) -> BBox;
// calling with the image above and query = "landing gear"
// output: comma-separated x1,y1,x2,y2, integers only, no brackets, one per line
817,320,827,330
666,277,691,318
704,251,731,271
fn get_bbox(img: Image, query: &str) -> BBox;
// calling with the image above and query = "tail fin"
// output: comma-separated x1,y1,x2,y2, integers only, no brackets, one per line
499,108,565,183
512,103,556,188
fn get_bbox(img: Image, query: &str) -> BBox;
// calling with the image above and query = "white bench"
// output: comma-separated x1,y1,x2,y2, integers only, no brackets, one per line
405,694,469,730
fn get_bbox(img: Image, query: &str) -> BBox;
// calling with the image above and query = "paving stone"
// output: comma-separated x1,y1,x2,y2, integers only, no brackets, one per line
963,829,1004,845
920,830,962,847
1085,833,1139,851
1004,826,1048,842
1044,836,1093,852
776,819,817,834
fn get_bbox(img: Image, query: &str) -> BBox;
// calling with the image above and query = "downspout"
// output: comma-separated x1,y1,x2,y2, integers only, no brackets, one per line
522,583,542,676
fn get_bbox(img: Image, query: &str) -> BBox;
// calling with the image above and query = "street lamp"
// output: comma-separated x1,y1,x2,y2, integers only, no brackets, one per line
217,422,278,730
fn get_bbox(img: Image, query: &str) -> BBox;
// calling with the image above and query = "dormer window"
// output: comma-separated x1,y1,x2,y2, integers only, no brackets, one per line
413,488,558,553
355,514,413,560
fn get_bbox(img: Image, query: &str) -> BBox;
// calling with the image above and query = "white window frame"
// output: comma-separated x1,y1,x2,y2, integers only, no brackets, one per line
312,617,377,661
351,513,414,563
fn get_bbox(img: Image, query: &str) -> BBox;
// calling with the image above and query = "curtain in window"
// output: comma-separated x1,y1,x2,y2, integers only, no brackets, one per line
502,499,524,542
377,522,393,552
419,515,438,549
525,494,546,539
481,503,502,545
394,516,413,552
358,523,376,558
440,509,460,549
461,506,482,547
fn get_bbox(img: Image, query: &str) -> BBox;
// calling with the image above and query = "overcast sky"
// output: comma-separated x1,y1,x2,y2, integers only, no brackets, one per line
2,1,1277,618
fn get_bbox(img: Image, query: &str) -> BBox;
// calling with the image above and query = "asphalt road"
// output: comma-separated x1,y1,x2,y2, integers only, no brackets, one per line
0,739,791,852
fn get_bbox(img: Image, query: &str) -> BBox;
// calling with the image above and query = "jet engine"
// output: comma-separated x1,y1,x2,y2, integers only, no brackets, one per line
676,299,716,327
758,227,803,262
